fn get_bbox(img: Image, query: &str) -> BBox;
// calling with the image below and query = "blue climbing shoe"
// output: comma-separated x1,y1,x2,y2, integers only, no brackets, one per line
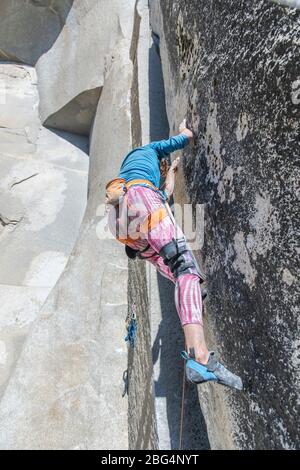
181,351,243,391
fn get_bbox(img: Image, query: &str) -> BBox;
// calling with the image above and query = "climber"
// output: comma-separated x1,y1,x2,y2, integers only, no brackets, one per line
106,119,243,390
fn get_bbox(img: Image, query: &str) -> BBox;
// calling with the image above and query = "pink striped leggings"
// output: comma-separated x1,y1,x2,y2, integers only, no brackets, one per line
108,186,203,326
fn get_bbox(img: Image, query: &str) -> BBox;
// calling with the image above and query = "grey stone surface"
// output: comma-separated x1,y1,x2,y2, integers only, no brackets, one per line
0,0,136,449
0,0,136,136
128,259,158,450
269,0,300,9
44,87,102,136
0,285,49,399
0,0,74,65
0,62,88,403
0,0,297,452
36,0,135,134
150,0,299,449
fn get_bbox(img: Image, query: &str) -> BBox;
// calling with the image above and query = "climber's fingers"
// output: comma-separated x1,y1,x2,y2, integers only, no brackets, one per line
179,118,187,133
171,156,181,171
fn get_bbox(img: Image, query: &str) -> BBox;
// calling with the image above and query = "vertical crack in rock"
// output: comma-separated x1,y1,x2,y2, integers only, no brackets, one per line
127,0,159,451
130,3,142,149
128,1,210,450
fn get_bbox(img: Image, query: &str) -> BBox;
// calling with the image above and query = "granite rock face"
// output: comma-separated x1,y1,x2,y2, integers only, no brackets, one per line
0,0,136,450
0,0,74,65
0,62,88,404
43,87,102,136
0,0,132,135
36,0,133,135
0,0,298,451
150,0,299,449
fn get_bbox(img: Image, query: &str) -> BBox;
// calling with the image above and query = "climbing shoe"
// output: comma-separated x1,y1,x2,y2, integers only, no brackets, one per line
181,351,243,391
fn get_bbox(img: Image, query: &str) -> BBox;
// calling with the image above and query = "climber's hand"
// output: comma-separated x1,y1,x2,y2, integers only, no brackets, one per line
170,156,180,172
164,157,180,198
179,118,194,141
179,118,187,133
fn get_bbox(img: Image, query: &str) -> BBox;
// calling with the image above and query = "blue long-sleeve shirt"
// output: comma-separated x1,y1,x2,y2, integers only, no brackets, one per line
118,134,189,188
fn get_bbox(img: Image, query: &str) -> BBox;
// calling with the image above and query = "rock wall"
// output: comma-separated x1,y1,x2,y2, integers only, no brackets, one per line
0,0,298,451
36,0,133,135
150,0,299,449
0,1,74,65
0,61,88,402
0,0,137,449
0,0,131,136
127,259,158,449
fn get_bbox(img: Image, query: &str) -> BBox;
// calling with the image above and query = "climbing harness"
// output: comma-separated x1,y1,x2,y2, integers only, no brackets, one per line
107,178,169,247
125,303,137,348
107,176,206,282
106,177,167,207
163,201,207,282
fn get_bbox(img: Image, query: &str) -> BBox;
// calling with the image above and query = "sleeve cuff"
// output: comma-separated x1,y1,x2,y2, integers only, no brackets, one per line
182,133,190,145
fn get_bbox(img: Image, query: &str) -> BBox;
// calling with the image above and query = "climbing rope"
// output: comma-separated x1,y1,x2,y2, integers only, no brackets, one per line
179,343,187,450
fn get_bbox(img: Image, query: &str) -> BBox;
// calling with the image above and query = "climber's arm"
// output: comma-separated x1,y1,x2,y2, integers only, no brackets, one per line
149,119,194,157
164,156,180,199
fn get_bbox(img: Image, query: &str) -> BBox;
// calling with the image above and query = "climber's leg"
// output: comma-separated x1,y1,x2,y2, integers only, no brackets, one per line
175,274,209,364
146,215,210,364
112,185,210,364
139,248,207,300
110,187,242,388
138,247,209,363
140,249,176,282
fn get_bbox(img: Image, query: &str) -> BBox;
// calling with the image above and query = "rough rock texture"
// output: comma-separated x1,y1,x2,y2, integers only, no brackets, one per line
0,0,74,65
150,0,299,449
0,62,88,402
128,259,158,449
270,0,300,8
0,0,136,450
